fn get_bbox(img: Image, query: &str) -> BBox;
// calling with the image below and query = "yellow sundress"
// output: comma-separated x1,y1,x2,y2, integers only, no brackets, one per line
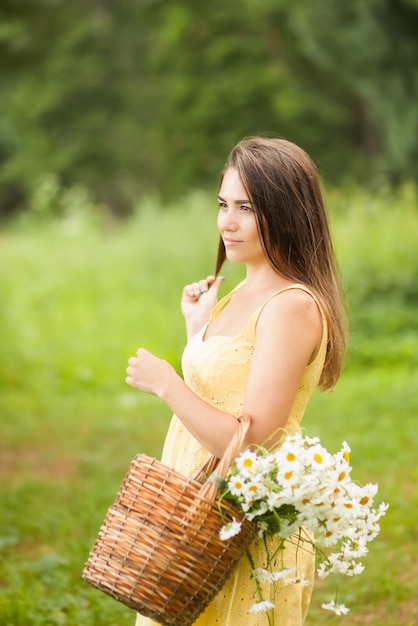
135,282,328,626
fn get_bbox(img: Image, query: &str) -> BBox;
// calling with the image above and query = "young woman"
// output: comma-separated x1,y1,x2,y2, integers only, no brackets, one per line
126,137,347,625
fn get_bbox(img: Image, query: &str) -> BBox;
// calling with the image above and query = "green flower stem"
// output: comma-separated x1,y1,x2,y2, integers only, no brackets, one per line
246,542,275,626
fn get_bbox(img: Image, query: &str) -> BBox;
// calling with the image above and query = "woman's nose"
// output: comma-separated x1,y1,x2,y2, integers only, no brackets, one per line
218,207,238,231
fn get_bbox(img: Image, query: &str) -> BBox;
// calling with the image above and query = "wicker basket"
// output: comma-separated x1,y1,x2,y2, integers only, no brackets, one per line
82,415,256,626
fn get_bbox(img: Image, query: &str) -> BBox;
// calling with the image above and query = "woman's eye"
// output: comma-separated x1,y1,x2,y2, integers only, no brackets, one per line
241,205,252,212
218,202,227,210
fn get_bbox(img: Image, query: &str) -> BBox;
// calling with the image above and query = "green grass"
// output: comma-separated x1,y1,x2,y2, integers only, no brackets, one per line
0,187,417,625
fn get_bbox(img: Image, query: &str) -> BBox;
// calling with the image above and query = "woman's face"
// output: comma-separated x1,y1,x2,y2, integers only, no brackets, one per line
217,168,265,267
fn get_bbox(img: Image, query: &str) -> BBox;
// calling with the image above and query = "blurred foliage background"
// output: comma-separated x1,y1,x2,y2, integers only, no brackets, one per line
1,3,418,624
1,0,418,218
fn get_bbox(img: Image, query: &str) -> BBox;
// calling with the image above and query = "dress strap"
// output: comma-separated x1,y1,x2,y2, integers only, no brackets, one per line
250,284,326,327
209,279,246,321
208,281,327,356
246,284,328,362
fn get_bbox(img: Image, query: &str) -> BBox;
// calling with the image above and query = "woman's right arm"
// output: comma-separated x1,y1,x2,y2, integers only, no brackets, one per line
126,287,322,458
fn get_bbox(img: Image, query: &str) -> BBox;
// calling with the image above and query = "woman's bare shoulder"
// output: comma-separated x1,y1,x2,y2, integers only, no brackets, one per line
257,286,323,341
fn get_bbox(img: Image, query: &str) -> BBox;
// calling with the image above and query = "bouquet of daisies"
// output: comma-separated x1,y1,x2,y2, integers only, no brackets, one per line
217,432,388,620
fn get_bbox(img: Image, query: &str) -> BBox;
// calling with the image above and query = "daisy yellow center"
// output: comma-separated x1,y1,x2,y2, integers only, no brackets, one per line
284,471,293,480
360,496,370,505
286,452,296,462
313,453,323,464
243,458,253,468
343,451,350,462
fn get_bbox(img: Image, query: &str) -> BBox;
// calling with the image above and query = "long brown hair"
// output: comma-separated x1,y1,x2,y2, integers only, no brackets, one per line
215,137,347,390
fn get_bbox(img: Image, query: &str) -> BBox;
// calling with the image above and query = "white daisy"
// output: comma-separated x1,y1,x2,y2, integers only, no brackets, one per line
235,450,260,477
248,600,275,614
321,600,350,615
219,518,242,541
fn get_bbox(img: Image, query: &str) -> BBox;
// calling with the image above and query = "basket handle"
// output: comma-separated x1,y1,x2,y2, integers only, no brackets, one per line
198,414,251,502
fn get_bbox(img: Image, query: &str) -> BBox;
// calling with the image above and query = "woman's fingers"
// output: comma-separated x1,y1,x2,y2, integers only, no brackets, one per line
191,282,202,297
184,275,217,299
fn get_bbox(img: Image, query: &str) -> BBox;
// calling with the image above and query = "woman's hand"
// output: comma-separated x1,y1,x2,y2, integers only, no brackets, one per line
181,275,224,339
126,348,176,397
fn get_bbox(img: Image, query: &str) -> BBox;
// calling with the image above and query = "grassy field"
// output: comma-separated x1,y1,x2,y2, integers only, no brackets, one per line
0,186,417,625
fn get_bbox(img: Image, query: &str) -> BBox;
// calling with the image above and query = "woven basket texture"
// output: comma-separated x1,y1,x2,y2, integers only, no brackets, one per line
83,416,256,626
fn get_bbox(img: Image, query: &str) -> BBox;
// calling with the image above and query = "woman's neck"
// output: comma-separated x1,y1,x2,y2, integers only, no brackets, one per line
243,263,291,295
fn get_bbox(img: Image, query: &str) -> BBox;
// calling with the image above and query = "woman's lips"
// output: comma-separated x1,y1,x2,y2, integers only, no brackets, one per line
223,238,243,246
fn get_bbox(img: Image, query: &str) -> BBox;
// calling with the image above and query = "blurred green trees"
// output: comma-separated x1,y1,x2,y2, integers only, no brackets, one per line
1,0,417,216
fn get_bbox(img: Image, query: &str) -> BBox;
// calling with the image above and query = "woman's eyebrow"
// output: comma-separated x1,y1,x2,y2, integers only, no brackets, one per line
217,195,252,205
